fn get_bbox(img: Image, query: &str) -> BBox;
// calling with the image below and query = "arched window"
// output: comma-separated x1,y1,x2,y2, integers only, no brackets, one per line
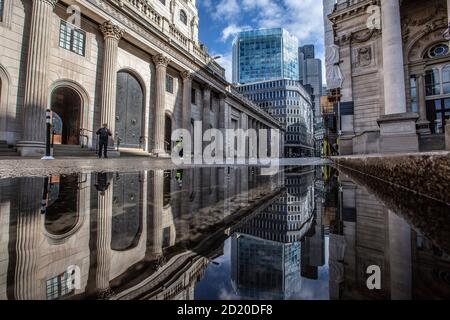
180,10,187,25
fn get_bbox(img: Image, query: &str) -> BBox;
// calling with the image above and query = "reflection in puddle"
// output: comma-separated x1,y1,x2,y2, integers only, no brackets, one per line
0,166,449,300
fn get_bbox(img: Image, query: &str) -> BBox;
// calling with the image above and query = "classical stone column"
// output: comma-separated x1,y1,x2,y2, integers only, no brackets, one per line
416,73,431,135
181,71,193,159
96,182,113,298
378,0,419,153
217,93,227,158
99,21,123,145
152,54,171,157
381,0,406,115
202,85,211,133
18,0,58,156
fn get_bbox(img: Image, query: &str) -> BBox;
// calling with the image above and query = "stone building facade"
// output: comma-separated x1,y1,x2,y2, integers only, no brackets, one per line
0,0,281,157
325,0,450,154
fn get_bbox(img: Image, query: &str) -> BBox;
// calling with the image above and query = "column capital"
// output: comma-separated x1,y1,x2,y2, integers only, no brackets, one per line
100,21,124,41
152,53,171,68
180,70,193,81
203,83,213,92
43,0,58,7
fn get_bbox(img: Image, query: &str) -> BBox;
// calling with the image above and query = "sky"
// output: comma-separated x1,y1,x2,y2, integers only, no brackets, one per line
196,0,325,83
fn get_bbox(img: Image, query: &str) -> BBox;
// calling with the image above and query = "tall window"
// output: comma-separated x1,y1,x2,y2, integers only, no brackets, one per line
166,75,174,93
59,21,86,56
46,271,75,300
442,65,450,94
180,10,187,25
410,76,418,113
425,69,440,96
191,88,196,104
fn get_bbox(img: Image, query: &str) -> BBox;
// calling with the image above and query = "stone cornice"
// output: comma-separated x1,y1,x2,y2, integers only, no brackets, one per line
100,20,124,40
83,0,228,91
335,27,381,46
329,0,378,24
152,53,171,68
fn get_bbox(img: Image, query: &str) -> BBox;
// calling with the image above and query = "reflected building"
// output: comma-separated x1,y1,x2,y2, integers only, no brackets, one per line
0,167,283,300
329,171,450,300
230,167,319,299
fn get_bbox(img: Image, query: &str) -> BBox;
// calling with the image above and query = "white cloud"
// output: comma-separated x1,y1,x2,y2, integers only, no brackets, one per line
212,51,233,82
221,24,251,42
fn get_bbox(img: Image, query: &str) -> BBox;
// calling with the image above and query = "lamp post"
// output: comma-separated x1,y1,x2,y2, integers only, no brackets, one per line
41,108,54,160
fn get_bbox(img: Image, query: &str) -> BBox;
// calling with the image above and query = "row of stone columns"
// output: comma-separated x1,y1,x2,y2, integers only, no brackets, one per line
18,0,278,158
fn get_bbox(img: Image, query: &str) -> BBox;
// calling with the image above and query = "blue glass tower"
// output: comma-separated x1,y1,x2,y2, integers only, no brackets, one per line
232,28,299,84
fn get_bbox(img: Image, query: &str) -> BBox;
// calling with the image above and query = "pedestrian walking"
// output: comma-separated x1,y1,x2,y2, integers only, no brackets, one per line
96,123,112,158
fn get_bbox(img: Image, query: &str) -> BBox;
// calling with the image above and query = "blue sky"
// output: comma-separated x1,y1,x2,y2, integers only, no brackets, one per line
197,0,325,82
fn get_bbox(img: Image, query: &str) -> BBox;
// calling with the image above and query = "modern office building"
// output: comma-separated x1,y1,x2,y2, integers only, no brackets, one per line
232,28,299,84
237,79,314,156
299,45,323,124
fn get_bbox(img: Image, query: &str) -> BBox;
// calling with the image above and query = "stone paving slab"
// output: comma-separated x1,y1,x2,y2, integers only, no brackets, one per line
0,157,329,178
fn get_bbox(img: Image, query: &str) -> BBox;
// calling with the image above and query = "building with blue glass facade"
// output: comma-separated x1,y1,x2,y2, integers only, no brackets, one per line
232,28,299,84
237,79,314,156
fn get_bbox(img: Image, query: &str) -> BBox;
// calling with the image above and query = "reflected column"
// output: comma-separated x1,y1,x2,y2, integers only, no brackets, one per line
95,174,113,298
14,177,44,299
152,170,164,256
388,210,412,300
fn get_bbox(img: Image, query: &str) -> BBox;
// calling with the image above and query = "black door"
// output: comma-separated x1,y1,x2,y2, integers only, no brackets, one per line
426,98,450,134
115,71,144,148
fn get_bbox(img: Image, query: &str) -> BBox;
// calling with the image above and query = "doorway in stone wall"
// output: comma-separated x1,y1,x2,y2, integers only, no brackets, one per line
50,87,82,145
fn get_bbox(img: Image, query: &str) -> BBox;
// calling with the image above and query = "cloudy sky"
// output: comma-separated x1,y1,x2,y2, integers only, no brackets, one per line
197,0,325,83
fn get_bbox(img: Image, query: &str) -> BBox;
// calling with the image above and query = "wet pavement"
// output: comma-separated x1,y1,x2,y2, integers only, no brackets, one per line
0,165,449,300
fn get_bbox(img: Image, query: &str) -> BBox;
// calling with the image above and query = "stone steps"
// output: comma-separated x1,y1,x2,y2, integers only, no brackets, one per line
52,144,98,157
0,140,19,157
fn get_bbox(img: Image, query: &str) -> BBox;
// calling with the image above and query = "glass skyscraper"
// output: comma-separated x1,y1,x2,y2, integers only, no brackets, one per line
232,28,299,84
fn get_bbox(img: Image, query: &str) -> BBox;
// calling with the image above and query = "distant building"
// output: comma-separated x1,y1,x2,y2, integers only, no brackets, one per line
298,45,323,126
233,28,313,156
237,79,314,156
232,28,299,84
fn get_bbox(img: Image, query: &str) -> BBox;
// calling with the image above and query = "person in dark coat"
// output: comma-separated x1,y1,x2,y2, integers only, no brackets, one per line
96,123,112,158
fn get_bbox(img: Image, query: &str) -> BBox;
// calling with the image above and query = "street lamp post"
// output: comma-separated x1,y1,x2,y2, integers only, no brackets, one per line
41,108,54,160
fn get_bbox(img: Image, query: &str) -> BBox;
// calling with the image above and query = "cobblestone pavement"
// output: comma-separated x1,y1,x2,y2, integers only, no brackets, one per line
0,157,329,178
